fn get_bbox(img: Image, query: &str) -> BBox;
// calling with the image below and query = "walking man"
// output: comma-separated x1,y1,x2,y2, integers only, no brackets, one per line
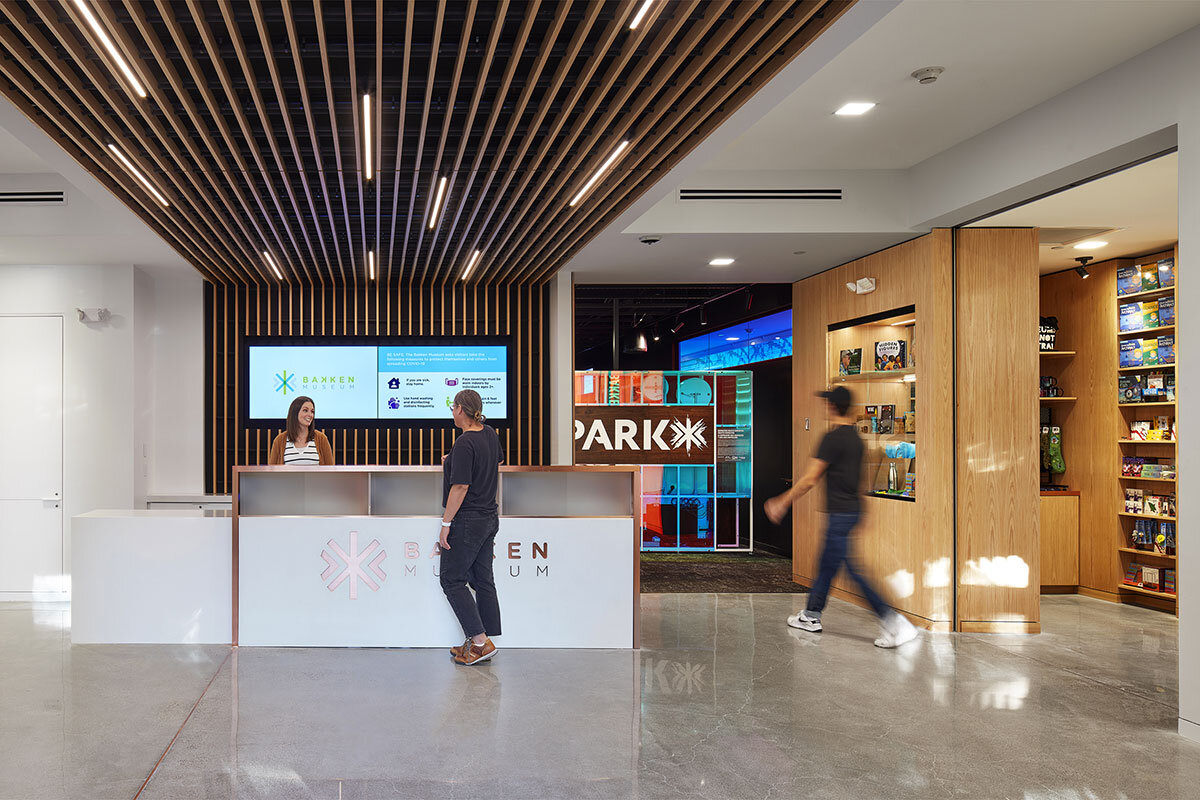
764,385,919,648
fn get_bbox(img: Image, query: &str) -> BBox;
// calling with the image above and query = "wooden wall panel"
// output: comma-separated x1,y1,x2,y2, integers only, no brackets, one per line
1039,495,1079,588
203,282,550,494
792,230,956,629
955,228,1041,633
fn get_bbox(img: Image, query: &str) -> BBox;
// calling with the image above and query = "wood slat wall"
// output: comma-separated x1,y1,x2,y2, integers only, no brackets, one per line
204,282,549,494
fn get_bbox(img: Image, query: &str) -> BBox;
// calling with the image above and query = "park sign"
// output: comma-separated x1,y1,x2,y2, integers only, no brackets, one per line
573,405,716,466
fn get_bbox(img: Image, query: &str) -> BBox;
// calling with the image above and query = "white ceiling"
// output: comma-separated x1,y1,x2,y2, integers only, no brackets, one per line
0,124,46,173
970,152,1178,273
704,0,1200,172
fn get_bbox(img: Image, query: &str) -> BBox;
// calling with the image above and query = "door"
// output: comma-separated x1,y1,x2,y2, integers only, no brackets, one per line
0,316,64,593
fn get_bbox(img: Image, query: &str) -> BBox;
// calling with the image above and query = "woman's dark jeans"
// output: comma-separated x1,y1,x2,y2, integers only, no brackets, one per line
439,510,502,638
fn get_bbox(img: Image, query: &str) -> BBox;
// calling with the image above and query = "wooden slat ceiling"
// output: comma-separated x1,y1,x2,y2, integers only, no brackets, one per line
0,0,852,287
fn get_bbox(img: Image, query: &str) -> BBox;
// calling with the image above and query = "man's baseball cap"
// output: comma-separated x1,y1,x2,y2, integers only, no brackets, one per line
817,385,851,409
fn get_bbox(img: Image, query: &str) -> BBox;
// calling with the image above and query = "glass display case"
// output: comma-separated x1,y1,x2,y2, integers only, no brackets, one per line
574,370,753,550
827,306,917,501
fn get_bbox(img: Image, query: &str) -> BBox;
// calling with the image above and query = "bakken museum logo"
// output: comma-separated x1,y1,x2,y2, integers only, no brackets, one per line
274,368,360,395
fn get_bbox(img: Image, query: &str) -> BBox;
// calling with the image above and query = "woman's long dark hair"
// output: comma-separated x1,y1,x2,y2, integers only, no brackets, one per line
285,396,316,444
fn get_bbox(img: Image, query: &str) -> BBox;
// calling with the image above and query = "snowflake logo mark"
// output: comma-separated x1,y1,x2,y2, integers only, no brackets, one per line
669,416,708,454
672,661,708,695
320,531,387,599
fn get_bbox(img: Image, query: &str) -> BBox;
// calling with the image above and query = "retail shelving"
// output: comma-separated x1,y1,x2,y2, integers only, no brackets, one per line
1118,324,1174,338
1119,584,1177,601
1118,547,1176,561
1118,439,1175,445
1118,511,1177,522
1040,397,1077,402
1118,476,1176,484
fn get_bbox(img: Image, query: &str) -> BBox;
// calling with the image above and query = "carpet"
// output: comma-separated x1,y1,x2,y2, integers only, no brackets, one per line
639,552,806,593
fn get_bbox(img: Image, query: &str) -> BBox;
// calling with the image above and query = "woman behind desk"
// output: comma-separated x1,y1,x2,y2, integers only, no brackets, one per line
268,396,334,466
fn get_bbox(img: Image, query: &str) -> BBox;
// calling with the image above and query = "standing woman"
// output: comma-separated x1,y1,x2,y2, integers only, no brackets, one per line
268,396,334,465
440,389,505,665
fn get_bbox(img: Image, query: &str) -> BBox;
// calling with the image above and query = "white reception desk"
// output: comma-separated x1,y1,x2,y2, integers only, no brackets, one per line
74,466,640,648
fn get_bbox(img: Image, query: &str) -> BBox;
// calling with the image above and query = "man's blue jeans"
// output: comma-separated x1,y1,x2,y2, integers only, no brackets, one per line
805,512,890,620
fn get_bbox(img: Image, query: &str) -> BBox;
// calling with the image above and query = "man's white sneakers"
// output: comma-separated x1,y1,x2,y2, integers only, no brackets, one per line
875,612,920,648
786,610,823,632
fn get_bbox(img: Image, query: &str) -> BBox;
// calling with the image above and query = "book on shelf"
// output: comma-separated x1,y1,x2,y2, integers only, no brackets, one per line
1118,375,1144,403
874,340,907,371
1159,296,1175,326
1119,339,1143,368
1119,302,1143,332
1117,265,1141,296
1143,300,1160,330
1143,372,1165,401
1158,335,1175,365
1129,420,1151,441
1167,374,1176,402
877,404,895,435
1125,488,1144,514
838,348,862,375
1144,494,1164,516
1124,563,1143,586
1165,568,1177,594
1158,257,1176,289
1142,565,1163,592
1141,263,1160,291
1142,338,1159,366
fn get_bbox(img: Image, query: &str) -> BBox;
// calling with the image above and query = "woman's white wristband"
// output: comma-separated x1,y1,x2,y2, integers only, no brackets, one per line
441,521,452,527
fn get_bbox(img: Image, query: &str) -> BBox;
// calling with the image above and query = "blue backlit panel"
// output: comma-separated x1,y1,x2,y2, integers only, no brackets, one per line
678,309,792,370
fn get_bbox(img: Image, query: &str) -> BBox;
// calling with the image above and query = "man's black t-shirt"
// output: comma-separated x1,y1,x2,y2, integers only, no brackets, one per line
816,424,863,514
442,425,505,514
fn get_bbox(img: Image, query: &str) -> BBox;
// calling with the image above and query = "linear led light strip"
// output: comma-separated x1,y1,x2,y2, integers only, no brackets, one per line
262,250,284,281
569,140,630,207
628,0,656,29
362,93,373,181
106,144,169,206
368,249,375,280
72,0,147,98
460,249,482,281
428,176,448,229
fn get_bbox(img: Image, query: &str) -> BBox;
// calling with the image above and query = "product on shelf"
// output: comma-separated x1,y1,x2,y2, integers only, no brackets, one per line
1040,375,1066,397
1158,335,1175,364
1142,565,1163,592
1158,257,1176,289
1121,456,1145,476
1165,569,1177,594
1047,426,1065,474
1039,316,1059,351
1141,263,1160,291
1117,265,1141,296
1124,563,1142,586
1159,296,1175,326
1143,300,1160,330
878,404,895,434
1129,420,1150,441
1143,338,1159,366
1119,339,1143,368
1120,302,1143,332
1144,372,1166,401
1119,375,1144,403
838,348,862,375
874,340,907,371
1125,488,1144,514
1167,375,1176,402
863,405,878,434
904,411,916,434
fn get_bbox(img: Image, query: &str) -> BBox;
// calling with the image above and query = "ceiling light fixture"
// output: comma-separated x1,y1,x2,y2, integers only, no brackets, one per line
262,250,284,281
699,305,708,326
1074,256,1093,279
362,93,373,181
1073,240,1107,250
709,257,735,267
652,326,661,342
107,143,169,206
725,336,740,342
461,249,482,281
835,102,875,116
569,140,631,207
671,317,684,334
368,249,375,280
428,176,449,229
628,0,656,29
72,0,147,98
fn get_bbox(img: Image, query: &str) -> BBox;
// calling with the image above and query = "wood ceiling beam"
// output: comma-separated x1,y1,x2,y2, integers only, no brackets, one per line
314,0,359,282
384,0,413,282
345,0,367,280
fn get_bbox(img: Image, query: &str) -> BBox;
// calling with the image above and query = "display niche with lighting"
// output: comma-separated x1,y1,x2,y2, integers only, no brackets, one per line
827,306,917,501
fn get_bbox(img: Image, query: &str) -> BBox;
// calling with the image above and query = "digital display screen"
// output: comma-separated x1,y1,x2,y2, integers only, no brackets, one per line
245,339,509,424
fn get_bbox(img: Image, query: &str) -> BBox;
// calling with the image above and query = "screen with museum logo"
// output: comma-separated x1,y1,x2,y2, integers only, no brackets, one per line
245,338,510,425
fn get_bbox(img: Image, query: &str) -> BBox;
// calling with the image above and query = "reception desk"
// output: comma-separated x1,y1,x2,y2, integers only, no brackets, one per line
236,465,640,648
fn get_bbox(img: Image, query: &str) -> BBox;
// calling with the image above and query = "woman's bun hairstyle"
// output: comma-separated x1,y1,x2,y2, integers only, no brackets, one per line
454,389,486,422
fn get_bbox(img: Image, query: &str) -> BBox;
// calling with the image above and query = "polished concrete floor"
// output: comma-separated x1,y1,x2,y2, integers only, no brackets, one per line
1,594,1195,800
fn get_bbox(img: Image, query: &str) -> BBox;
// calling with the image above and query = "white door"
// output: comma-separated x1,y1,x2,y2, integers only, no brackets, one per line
0,316,64,593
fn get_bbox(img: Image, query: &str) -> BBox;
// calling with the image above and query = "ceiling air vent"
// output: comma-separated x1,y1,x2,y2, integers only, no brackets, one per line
1038,226,1116,246
0,190,67,206
679,187,842,201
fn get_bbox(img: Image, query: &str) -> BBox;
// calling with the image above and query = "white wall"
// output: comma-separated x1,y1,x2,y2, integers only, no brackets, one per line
0,265,136,585
1176,91,1200,744
548,272,575,465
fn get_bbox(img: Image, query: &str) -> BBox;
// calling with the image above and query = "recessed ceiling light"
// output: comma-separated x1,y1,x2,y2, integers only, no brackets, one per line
835,102,875,116
107,143,169,206
362,94,373,181
628,0,656,29
725,336,740,342
1073,240,1107,250
73,0,147,98
428,176,448,229
569,140,631,207
460,249,482,281
709,257,735,267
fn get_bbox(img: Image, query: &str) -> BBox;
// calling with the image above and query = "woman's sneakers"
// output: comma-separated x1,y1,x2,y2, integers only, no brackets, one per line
786,610,822,632
454,637,497,665
875,612,920,648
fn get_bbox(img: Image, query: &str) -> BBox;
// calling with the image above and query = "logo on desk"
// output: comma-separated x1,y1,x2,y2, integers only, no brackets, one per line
321,531,387,599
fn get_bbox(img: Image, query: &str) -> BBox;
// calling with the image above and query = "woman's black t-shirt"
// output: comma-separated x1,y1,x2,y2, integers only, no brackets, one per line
442,425,505,513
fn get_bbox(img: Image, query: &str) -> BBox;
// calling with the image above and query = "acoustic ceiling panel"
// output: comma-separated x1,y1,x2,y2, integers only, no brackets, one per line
0,0,852,286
